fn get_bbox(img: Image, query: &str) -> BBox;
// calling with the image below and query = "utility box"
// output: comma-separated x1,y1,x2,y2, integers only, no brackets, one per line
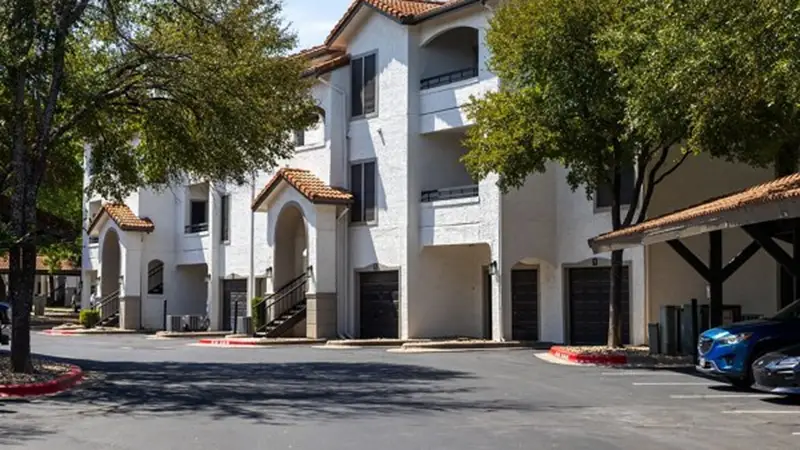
648,323,660,354
237,317,253,336
33,296,46,316
166,315,182,332
659,305,681,355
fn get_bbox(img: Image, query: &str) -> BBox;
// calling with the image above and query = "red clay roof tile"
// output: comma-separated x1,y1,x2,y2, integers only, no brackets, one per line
87,203,154,235
252,168,353,210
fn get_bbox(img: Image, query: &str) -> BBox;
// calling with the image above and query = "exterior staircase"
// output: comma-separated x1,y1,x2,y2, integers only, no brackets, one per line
254,269,310,337
96,290,120,327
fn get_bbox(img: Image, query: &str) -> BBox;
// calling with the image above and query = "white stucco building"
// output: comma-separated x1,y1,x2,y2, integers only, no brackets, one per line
80,0,786,344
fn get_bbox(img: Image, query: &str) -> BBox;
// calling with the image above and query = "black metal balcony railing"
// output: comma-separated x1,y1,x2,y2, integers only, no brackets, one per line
420,67,478,90
88,236,100,244
185,222,209,234
421,185,479,203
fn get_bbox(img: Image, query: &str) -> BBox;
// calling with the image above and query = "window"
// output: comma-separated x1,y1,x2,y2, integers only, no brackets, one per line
220,195,230,242
351,53,377,118
595,165,636,209
293,129,305,147
350,161,376,223
187,200,208,233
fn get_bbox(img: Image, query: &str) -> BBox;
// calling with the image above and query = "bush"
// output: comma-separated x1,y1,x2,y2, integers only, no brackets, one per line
251,297,265,331
80,309,100,329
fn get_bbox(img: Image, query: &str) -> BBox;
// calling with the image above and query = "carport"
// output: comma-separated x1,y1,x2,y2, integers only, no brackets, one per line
589,174,800,328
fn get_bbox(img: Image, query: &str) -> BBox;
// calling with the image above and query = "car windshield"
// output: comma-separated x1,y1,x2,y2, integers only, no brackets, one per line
770,299,800,320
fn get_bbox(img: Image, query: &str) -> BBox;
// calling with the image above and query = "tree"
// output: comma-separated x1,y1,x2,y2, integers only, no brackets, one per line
1,0,317,371
603,0,800,176
462,0,691,347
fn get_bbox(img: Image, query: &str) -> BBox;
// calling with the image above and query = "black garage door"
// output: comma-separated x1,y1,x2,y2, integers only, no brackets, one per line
360,271,399,339
568,267,630,345
222,279,247,332
511,269,539,341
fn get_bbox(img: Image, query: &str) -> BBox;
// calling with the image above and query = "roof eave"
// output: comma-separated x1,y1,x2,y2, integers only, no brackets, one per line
410,0,481,24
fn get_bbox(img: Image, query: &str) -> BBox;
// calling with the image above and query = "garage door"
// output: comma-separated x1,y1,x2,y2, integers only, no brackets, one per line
360,271,399,339
511,269,539,341
568,267,630,345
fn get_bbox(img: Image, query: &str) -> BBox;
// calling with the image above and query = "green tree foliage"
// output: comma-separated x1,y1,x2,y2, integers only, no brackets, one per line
602,0,800,175
463,0,690,347
1,0,317,371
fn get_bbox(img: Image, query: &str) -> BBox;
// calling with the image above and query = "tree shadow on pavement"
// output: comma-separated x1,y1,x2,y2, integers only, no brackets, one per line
0,412,53,447
42,357,536,424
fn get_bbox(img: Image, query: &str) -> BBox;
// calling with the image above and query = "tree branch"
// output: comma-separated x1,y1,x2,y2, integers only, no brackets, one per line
634,137,683,225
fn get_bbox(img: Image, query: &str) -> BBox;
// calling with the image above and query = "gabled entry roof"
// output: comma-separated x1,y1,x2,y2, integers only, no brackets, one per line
252,168,353,211
87,203,154,236
589,173,800,253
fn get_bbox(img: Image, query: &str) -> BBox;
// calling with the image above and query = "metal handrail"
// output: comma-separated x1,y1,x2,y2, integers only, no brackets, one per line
185,222,209,233
421,184,479,202
96,290,120,323
420,67,478,90
255,269,310,334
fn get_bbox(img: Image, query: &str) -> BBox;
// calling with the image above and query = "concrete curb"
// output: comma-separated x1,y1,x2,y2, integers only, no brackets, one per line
196,338,326,347
324,339,420,348
401,341,535,350
153,332,230,339
0,365,84,398
548,346,627,365
41,329,138,336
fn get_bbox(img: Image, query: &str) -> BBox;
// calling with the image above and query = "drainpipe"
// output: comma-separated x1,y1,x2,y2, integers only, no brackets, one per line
318,76,351,335
248,172,256,312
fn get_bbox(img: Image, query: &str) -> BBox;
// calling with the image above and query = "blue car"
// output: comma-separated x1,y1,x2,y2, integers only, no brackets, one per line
697,300,800,387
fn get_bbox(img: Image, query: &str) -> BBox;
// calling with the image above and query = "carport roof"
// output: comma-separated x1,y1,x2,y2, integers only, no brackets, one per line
589,173,800,253
251,168,353,212
87,203,155,236
0,255,79,275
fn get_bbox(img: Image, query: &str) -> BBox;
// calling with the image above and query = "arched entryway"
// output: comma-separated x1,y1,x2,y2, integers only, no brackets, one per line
100,229,121,298
273,203,308,289
147,259,164,295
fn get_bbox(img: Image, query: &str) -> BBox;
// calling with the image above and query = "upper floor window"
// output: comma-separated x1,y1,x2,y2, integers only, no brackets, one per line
595,165,635,209
293,129,305,147
350,161,376,224
351,53,377,118
220,194,230,243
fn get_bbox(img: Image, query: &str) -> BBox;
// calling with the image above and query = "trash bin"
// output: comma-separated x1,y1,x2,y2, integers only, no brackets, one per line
33,296,46,316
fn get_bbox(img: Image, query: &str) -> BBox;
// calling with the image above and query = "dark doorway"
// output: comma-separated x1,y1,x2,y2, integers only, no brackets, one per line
483,268,493,339
568,267,630,345
222,279,247,331
511,268,539,341
359,271,399,339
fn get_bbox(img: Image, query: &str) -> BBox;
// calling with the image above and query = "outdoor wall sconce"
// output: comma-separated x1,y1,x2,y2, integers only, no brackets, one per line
204,274,211,282
265,267,273,278
118,275,124,284
307,265,314,274
488,261,498,276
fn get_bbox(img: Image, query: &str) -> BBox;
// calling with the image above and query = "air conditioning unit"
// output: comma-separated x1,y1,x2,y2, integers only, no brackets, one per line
166,315,183,332
183,315,202,331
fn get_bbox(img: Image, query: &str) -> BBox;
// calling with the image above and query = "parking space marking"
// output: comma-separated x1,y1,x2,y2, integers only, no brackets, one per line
632,382,720,386
722,410,800,415
670,394,778,399
792,432,800,435
601,371,683,376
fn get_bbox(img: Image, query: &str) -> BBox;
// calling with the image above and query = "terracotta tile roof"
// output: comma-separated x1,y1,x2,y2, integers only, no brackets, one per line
0,255,79,273
302,52,351,77
252,168,353,210
325,0,473,45
87,203,155,235
590,173,800,246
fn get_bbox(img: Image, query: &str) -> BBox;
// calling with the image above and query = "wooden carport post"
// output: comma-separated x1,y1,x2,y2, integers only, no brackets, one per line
744,223,800,307
667,230,762,328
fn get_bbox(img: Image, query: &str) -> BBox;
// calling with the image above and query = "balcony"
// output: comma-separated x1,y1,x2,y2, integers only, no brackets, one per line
421,67,478,91
185,222,209,234
420,185,484,247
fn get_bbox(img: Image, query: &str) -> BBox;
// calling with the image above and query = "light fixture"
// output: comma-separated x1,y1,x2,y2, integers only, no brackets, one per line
118,275,124,284
307,265,314,274
265,267,272,278
488,261,498,276
205,273,211,282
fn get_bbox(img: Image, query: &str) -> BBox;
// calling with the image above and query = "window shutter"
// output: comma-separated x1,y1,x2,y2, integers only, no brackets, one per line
351,164,363,222
363,161,376,221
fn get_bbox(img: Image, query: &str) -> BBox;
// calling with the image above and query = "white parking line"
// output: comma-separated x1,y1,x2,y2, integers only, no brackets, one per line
792,432,800,435
670,394,777,399
632,382,720,386
723,410,800,415
601,371,683,376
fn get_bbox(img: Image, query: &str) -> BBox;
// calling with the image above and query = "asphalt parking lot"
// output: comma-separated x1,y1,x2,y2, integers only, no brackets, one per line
1,334,799,449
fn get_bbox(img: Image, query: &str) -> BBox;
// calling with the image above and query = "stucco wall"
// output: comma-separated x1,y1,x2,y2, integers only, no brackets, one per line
172,265,207,316
646,152,778,323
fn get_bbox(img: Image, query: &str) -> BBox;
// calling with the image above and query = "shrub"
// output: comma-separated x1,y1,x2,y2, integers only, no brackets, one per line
80,309,100,329
251,297,265,331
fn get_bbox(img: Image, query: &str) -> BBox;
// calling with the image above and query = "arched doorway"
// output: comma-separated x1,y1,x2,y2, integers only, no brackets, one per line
273,204,308,290
100,229,121,298
147,260,164,295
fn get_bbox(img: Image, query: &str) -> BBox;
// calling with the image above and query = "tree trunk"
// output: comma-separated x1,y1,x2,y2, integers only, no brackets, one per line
607,249,624,348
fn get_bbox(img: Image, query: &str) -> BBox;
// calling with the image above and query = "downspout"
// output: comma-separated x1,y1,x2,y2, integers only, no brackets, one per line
317,76,351,336
248,172,256,312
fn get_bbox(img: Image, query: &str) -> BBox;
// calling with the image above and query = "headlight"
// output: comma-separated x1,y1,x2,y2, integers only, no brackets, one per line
718,332,752,345
773,357,800,369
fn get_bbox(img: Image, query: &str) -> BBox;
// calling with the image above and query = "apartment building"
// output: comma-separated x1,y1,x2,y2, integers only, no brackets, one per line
81,0,782,344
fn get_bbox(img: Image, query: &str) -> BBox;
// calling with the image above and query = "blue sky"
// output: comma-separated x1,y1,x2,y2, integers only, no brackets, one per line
282,0,352,50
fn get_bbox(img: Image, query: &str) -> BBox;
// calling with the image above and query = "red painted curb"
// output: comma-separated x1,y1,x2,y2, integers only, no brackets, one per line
42,329,83,336
197,339,261,346
549,346,628,365
0,365,84,398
